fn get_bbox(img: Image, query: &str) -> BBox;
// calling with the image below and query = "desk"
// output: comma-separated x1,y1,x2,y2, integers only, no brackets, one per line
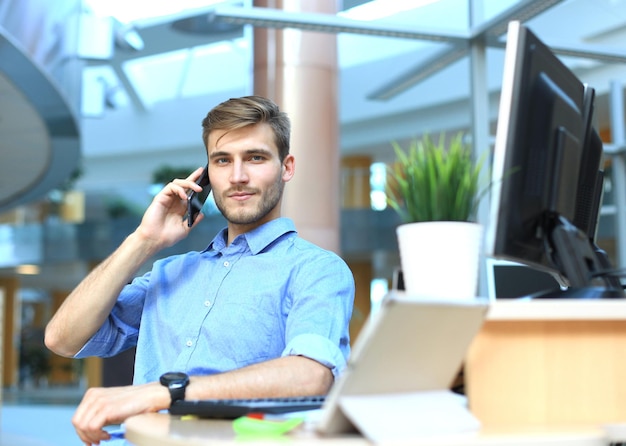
466,299,626,428
124,413,610,445
125,299,626,445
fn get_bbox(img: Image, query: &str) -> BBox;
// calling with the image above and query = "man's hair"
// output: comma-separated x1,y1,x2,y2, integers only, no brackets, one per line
201,96,291,161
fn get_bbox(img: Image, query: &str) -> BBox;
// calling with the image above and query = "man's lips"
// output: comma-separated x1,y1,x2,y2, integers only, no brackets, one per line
228,191,255,201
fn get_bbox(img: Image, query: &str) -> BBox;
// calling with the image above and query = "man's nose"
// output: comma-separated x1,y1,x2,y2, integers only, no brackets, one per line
230,160,249,183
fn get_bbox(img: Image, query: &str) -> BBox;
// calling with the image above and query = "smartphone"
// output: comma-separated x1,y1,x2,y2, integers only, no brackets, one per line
186,165,211,227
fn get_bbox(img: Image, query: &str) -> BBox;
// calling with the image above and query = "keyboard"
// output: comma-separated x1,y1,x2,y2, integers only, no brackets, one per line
169,395,326,419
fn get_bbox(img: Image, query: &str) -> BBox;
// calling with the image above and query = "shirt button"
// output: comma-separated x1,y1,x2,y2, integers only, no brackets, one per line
204,300,211,307
223,261,230,267
186,340,193,347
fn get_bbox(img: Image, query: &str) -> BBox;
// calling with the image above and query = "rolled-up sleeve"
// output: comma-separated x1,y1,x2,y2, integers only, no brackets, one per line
74,276,148,359
282,333,348,379
281,247,355,379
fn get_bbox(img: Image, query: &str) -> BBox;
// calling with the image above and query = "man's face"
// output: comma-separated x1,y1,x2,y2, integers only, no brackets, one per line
207,123,294,233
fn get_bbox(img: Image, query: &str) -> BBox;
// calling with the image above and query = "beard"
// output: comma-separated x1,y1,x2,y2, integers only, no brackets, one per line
214,175,285,225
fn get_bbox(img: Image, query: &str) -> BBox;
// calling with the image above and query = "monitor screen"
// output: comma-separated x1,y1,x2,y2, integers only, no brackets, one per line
486,21,623,298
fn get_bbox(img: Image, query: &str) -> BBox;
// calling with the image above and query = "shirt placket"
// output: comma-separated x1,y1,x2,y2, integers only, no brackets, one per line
183,247,244,364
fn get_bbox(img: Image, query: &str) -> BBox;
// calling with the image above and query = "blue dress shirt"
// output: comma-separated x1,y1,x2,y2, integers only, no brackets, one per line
76,218,355,384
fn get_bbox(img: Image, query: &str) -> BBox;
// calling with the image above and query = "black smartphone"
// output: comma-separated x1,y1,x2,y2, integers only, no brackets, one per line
186,165,211,227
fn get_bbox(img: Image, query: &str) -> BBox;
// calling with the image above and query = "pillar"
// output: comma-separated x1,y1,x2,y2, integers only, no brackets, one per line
253,0,340,252
341,155,373,340
341,155,372,209
347,260,372,344
0,277,19,388
0,287,3,409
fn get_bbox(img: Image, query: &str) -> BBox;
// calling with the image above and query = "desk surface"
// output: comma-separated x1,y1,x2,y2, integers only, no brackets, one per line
486,298,626,320
124,413,610,446
125,413,363,446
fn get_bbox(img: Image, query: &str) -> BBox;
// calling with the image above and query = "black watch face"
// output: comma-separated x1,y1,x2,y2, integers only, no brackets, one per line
160,372,189,386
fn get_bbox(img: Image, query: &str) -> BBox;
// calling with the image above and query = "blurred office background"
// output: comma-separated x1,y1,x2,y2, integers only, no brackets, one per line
1,0,626,431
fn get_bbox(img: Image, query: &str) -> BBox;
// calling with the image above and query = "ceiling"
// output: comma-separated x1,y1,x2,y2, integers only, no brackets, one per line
3,0,626,214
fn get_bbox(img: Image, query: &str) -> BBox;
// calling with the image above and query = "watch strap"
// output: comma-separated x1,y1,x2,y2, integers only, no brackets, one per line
168,382,186,403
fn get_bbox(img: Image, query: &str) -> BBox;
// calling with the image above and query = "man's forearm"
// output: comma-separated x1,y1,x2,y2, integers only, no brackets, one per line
44,231,161,357
186,356,334,400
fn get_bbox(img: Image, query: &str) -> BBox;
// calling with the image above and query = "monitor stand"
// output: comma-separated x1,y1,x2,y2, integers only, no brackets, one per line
541,216,625,299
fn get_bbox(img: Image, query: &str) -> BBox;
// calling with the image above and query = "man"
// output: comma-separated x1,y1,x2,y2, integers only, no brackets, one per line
45,96,355,445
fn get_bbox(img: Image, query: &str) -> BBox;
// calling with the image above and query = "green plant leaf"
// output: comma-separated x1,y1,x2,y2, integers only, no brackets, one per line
386,132,487,223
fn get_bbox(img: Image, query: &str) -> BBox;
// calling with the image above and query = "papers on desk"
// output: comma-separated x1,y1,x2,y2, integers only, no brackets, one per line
338,390,481,443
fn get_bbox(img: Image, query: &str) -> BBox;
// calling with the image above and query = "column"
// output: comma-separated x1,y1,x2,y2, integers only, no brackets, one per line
341,155,372,209
253,0,340,253
0,277,19,388
341,155,373,339
0,287,3,409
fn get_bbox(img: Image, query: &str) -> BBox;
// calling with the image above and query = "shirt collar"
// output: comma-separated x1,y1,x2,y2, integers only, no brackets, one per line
206,218,297,255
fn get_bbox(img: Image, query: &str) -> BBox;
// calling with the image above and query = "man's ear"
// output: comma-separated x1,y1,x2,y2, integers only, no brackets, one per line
282,154,295,182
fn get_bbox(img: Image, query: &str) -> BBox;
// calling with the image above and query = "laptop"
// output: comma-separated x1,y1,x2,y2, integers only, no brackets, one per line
315,291,489,442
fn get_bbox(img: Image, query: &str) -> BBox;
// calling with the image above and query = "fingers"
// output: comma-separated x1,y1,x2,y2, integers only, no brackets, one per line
71,383,168,445
158,166,205,201
187,165,206,182
72,388,114,444
138,166,206,242
180,166,206,195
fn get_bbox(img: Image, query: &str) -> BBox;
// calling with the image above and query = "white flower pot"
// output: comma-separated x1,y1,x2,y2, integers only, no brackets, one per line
396,221,483,299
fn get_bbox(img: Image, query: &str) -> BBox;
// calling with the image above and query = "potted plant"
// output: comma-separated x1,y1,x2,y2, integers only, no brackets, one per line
386,132,487,299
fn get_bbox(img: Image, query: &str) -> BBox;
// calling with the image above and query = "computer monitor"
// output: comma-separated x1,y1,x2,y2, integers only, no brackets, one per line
486,21,624,299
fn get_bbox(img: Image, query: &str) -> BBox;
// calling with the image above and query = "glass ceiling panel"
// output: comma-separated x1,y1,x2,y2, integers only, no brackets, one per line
84,0,567,108
122,38,250,106
124,51,190,106
340,0,469,29
179,40,251,97
338,35,433,69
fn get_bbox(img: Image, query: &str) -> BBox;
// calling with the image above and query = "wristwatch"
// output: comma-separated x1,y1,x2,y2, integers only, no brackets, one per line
159,371,189,406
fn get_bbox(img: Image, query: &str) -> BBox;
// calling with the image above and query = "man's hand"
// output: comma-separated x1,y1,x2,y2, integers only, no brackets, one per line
71,357,332,444
72,382,169,445
135,166,206,250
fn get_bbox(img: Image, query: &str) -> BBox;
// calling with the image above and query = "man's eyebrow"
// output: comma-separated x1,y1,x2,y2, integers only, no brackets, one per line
209,148,273,160
209,150,229,160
